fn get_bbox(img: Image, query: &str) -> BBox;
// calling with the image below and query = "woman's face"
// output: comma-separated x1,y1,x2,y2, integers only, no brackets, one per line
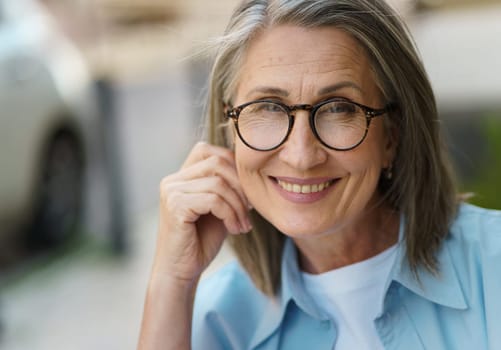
233,25,396,238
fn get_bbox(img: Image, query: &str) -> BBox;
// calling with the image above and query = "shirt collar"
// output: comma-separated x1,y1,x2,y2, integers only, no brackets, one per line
249,238,327,348
250,216,468,348
280,238,330,319
389,234,467,310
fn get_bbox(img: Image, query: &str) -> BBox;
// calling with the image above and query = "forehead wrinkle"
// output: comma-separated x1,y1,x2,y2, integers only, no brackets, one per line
297,72,306,102
257,57,352,70
257,46,364,67
269,35,363,61
256,52,367,81
256,60,364,80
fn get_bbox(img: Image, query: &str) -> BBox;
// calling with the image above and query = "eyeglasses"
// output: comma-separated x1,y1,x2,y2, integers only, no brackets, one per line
225,97,392,151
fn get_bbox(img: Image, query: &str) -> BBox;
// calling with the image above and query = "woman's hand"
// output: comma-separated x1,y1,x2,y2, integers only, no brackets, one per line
138,142,252,350
151,142,252,286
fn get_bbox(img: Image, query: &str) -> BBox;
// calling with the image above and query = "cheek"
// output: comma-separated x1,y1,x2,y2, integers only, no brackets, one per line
347,122,390,170
335,131,387,192
235,142,265,185
334,152,384,216
336,147,384,175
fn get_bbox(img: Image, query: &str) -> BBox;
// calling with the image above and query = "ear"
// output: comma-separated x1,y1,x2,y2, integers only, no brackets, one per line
222,103,237,149
383,124,399,168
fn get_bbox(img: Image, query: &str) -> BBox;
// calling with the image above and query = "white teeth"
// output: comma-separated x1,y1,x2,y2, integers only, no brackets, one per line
277,180,332,193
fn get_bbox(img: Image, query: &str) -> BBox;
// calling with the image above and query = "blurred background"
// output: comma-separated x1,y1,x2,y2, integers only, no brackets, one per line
0,0,499,349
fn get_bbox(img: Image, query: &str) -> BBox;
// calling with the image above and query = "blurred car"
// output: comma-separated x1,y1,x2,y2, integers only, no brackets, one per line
0,0,103,263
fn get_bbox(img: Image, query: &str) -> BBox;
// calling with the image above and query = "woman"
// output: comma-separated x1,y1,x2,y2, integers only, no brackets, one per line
138,0,501,349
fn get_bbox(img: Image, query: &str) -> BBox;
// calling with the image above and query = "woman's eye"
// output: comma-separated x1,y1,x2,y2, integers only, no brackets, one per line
262,103,283,112
243,102,284,116
328,102,356,114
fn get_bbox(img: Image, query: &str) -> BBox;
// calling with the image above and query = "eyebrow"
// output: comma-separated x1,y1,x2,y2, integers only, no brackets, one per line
246,86,289,99
245,81,362,100
317,81,362,95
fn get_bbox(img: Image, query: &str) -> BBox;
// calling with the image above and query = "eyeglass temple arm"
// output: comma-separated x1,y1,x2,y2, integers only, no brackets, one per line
366,103,397,118
223,103,238,119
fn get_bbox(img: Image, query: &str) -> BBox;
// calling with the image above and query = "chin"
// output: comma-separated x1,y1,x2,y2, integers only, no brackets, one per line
265,203,370,239
268,214,338,238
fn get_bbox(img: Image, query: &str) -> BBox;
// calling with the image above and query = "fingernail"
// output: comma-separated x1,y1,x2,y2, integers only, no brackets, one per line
236,222,244,234
233,222,243,235
244,217,253,233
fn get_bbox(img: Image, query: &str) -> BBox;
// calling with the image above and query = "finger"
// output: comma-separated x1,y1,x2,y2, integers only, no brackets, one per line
173,191,244,235
169,155,250,209
171,176,251,233
182,142,235,169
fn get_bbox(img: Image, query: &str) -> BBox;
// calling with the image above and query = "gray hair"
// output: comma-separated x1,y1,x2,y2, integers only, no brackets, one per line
204,0,458,296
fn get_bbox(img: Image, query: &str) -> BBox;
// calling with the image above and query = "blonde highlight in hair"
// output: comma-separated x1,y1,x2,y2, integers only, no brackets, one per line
204,0,458,296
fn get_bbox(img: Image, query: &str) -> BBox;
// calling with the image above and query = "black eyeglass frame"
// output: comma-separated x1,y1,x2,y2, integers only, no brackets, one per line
225,97,393,151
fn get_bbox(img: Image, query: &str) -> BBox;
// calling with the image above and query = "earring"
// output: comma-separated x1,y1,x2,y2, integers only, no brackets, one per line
385,164,393,180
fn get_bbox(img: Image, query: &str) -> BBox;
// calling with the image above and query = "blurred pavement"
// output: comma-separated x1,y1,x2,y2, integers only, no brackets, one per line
1,207,234,350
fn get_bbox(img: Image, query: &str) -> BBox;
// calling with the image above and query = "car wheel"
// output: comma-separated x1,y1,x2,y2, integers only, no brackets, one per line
29,132,84,247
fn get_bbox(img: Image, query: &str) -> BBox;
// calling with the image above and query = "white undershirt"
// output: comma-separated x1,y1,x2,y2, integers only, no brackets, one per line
301,244,397,350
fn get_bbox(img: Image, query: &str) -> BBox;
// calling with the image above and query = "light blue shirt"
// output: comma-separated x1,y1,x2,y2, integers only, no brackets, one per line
192,203,501,349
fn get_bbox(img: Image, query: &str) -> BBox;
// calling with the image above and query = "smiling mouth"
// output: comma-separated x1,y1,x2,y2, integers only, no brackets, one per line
276,179,334,194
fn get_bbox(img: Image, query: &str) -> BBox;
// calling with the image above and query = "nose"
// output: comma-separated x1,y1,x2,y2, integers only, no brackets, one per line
278,110,327,170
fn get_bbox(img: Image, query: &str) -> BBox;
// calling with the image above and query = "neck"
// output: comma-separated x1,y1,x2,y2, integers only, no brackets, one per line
293,204,399,274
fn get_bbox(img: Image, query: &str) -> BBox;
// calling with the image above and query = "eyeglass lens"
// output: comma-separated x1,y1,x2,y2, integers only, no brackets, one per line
236,100,368,150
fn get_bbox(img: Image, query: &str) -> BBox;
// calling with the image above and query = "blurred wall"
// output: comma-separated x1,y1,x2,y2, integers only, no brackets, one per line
408,3,501,208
